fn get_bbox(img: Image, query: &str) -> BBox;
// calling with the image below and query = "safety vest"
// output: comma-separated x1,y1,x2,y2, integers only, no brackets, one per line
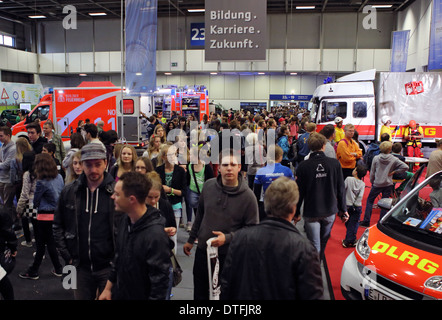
406,125,422,147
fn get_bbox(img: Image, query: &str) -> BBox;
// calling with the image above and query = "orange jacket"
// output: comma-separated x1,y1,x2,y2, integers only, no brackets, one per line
336,138,362,169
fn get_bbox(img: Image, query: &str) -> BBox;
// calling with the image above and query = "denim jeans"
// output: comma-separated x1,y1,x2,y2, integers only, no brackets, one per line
362,185,392,225
303,214,336,258
74,265,111,300
185,187,200,223
344,205,362,244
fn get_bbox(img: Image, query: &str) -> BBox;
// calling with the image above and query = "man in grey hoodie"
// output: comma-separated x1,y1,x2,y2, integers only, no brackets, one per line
183,148,259,300
360,141,408,227
0,126,17,228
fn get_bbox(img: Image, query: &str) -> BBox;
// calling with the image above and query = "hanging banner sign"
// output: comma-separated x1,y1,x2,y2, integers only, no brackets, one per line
125,0,157,95
205,0,266,61
390,30,410,72
429,0,442,70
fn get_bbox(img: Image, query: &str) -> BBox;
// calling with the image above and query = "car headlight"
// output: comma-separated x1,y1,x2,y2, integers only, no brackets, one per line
356,229,371,260
425,276,442,292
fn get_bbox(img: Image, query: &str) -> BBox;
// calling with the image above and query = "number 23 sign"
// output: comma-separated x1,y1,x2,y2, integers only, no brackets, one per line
190,23,205,46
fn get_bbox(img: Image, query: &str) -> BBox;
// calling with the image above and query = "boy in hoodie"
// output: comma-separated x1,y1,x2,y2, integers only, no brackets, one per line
360,141,408,227
183,148,259,300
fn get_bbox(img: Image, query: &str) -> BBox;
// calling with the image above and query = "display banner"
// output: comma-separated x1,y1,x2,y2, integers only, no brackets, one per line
390,30,410,72
125,0,157,95
429,0,442,70
205,0,266,61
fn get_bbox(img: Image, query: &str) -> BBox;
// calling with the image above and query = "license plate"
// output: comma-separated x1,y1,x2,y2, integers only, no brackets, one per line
368,288,394,300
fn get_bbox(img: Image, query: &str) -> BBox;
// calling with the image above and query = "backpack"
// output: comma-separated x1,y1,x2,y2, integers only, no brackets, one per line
362,142,380,170
287,138,298,162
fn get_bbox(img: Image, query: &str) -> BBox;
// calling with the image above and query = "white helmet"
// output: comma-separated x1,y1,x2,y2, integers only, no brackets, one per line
381,115,391,125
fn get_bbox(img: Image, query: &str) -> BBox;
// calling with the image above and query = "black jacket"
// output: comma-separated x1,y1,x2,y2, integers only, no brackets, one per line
296,151,346,218
108,206,172,300
53,172,121,270
220,217,323,300
155,164,187,206
31,136,48,154
0,208,17,254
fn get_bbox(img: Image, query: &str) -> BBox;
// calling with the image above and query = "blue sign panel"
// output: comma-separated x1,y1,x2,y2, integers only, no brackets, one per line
429,0,442,70
190,23,205,46
125,0,157,95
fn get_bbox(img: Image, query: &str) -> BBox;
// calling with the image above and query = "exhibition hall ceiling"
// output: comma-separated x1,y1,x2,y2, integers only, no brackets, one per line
0,0,416,22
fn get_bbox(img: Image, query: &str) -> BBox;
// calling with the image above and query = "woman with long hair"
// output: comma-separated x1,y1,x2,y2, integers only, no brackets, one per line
143,134,162,162
277,125,291,168
135,156,154,175
19,153,64,280
10,137,32,242
184,142,214,232
165,120,176,136
155,144,186,247
145,170,177,300
109,144,137,180
62,132,86,181
153,124,166,144
65,150,83,185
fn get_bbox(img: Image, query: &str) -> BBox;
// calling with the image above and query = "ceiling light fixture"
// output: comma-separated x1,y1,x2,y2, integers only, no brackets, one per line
188,9,205,12
28,15,47,19
372,4,393,8
164,72,172,75
296,6,315,10
88,12,107,16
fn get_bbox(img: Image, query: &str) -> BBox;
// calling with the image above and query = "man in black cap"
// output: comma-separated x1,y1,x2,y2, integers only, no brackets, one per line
53,143,121,300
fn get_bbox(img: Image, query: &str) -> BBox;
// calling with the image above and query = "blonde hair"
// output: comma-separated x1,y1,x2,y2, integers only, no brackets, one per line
154,124,166,144
15,137,32,161
66,150,82,184
148,134,162,156
306,122,317,133
146,171,162,191
117,144,138,169
379,141,393,154
157,143,172,167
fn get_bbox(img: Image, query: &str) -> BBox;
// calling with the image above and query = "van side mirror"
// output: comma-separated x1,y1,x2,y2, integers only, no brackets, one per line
377,198,393,211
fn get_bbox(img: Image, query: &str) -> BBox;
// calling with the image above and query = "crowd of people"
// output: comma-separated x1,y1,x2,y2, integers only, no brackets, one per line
0,106,441,301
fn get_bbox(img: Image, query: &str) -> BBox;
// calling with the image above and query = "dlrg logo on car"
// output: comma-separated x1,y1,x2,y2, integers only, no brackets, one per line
341,168,442,300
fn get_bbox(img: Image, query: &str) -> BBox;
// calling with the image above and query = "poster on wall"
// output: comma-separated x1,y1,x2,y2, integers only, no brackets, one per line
125,0,157,95
205,0,266,61
0,82,44,109
390,30,410,72
429,0,442,70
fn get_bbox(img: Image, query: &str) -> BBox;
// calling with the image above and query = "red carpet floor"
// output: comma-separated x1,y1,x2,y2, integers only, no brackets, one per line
324,168,428,300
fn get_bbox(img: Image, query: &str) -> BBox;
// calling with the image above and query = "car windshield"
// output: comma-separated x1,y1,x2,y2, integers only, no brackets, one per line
381,171,442,251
